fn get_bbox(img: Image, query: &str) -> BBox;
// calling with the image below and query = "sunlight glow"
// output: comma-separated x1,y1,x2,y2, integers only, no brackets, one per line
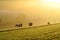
42,0,60,2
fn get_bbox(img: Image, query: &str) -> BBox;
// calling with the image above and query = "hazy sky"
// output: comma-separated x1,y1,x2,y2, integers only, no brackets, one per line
0,0,60,25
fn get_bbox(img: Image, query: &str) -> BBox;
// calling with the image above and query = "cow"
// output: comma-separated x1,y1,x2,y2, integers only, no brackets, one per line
15,24,22,27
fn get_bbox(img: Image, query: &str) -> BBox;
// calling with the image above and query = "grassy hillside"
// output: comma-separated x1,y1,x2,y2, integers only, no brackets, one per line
0,24,60,40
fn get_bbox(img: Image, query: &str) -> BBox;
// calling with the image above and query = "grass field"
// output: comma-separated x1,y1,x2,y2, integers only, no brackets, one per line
0,24,60,40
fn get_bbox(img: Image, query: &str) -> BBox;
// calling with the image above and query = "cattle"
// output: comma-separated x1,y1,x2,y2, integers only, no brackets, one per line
15,24,22,27
29,23,33,26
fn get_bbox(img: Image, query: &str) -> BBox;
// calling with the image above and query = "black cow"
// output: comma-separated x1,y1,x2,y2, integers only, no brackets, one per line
15,24,22,27
29,23,33,26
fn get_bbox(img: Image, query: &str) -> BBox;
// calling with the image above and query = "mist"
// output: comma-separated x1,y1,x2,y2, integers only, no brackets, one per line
0,0,60,26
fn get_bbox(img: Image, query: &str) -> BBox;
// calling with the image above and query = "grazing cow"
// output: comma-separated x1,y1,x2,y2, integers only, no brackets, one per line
29,23,33,26
15,24,22,27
